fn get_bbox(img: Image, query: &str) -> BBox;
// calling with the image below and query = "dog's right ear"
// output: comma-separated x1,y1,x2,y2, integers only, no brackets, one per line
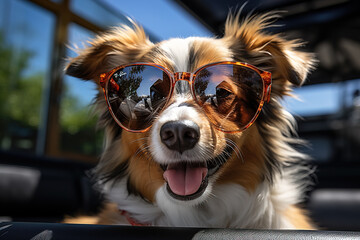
65,24,154,82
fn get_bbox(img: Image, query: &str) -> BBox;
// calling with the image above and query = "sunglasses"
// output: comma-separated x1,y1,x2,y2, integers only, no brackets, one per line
100,61,271,133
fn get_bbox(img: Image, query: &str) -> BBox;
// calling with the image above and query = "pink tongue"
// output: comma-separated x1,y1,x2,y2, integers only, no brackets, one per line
163,163,208,196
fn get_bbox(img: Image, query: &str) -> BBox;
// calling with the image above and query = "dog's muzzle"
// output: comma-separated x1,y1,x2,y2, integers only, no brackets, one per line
159,120,208,200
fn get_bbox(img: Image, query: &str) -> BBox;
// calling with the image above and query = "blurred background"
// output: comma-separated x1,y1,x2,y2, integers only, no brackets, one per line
0,0,360,231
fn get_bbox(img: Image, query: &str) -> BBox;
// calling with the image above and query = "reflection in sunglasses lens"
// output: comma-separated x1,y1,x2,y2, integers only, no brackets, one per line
106,65,171,131
194,64,263,131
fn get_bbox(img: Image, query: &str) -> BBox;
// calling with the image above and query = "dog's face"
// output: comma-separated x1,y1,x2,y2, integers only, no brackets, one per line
66,14,315,206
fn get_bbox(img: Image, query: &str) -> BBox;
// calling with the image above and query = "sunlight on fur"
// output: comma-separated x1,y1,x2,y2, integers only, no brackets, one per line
65,11,316,229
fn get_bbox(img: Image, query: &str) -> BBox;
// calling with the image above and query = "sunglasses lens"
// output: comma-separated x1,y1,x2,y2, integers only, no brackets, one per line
105,65,171,131
194,64,264,131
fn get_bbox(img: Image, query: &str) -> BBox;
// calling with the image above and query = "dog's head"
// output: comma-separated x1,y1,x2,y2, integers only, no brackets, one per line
66,13,315,206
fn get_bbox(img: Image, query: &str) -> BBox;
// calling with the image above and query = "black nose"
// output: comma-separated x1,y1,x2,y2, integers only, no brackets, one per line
160,120,200,153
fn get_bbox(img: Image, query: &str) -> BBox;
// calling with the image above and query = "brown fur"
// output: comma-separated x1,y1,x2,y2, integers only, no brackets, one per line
66,12,316,229
284,206,316,229
217,127,266,192
64,203,124,225
67,23,154,82
124,132,164,202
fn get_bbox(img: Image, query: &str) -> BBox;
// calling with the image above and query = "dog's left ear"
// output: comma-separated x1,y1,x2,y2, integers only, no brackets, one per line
65,24,153,83
223,13,316,95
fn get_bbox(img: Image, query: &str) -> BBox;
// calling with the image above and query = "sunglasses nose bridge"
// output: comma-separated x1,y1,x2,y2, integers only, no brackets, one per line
174,72,192,82
173,72,195,96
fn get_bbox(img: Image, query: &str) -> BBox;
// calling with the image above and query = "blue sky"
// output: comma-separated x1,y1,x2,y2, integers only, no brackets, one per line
102,0,212,40
283,84,341,117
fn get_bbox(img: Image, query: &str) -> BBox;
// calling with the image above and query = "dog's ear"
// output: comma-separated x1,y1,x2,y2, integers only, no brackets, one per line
65,24,154,82
223,12,316,96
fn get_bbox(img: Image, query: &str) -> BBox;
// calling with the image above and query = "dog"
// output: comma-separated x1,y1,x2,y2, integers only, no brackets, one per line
65,12,316,229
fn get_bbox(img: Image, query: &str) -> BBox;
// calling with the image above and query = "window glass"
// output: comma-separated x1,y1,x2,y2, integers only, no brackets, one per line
102,0,212,40
70,0,158,42
284,83,341,117
0,0,54,154
284,79,360,163
60,23,102,159
70,0,131,29
301,136,334,163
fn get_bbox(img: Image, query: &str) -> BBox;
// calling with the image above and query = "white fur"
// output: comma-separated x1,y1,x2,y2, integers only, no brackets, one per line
150,98,214,165
105,171,299,228
159,38,192,72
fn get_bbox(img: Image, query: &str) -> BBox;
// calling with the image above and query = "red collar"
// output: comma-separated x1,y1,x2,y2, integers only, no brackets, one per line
120,210,149,226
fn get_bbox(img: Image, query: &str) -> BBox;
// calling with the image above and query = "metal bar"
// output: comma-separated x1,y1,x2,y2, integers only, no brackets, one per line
28,0,104,33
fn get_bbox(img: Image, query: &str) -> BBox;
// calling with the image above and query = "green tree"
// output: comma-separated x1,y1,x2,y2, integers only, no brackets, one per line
0,31,44,152
0,31,101,156
0,33,36,123
60,87,96,135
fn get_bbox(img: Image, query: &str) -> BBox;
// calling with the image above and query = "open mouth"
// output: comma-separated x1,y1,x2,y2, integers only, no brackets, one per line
161,146,232,201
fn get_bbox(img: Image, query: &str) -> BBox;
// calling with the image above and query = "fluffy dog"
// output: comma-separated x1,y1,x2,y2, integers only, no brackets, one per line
66,12,316,229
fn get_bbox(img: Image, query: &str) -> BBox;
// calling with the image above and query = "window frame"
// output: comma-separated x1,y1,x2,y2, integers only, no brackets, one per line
27,0,105,162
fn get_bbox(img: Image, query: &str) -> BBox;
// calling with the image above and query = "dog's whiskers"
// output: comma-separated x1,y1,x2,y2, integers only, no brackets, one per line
129,137,150,144
217,110,234,131
225,138,244,163
134,144,151,159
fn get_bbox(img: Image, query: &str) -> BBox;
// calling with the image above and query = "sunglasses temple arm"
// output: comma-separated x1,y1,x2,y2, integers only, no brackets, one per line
100,73,108,88
260,71,272,103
